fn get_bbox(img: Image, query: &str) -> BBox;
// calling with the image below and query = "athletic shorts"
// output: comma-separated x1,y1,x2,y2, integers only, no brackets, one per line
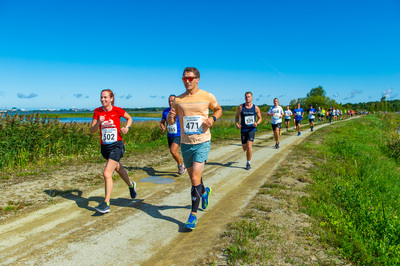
284,119,290,122
181,140,211,168
101,140,125,162
241,131,256,144
167,136,181,148
309,119,314,122
271,123,281,131
295,120,301,126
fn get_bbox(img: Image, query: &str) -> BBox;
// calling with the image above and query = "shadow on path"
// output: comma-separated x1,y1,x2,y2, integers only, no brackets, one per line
43,189,192,231
206,161,242,169
125,166,179,178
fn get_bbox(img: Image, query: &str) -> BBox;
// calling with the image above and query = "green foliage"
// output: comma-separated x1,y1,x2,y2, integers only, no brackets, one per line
0,113,97,172
0,113,168,175
302,115,400,264
307,86,326,97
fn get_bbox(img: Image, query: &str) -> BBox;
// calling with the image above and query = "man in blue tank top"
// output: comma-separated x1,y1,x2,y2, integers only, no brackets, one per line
235,92,262,170
160,94,186,175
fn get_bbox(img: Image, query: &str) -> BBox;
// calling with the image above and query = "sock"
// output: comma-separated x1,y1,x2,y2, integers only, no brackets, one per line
200,178,205,195
191,184,203,213
247,161,251,164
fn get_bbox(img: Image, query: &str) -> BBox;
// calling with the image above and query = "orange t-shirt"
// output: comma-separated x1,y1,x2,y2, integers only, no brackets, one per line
171,89,219,144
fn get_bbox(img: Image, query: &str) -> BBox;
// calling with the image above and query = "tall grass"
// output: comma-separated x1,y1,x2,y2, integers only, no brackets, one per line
303,114,400,264
0,112,167,177
0,112,96,172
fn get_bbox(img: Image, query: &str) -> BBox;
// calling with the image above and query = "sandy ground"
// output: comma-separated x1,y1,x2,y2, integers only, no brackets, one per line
0,121,346,265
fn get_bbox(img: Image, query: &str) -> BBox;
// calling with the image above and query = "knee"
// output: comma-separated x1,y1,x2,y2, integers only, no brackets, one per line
103,171,112,181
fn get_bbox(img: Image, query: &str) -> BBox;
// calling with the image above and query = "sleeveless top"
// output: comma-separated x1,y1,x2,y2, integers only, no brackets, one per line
240,103,257,132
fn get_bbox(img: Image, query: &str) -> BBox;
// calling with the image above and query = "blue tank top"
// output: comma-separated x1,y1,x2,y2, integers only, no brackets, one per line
240,104,257,132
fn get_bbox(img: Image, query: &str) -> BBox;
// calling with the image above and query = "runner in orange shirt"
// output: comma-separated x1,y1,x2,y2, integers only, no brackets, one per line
167,67,222,230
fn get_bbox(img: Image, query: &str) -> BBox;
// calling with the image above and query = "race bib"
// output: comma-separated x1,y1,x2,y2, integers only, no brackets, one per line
309,115,315,119
296,111,302,116
244,115,255,125
273,113,280,119
102,128,117,144
183,116,202,135
167,123,178,134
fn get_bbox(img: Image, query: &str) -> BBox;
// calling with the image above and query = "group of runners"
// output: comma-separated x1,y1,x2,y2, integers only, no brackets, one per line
89,66,355,230
91,67,221,230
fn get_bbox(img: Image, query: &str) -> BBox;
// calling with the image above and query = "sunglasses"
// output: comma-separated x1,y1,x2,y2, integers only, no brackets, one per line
182,77,198,82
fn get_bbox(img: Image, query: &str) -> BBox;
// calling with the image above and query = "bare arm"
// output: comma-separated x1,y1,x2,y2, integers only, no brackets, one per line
160,118,166,132
235,105,242,129
204,102,222,128
91,117,102,134
255,106,262,126
167,99,177,125
121,112,132,134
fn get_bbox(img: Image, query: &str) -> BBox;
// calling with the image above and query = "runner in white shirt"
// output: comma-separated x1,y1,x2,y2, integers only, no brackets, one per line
283,105,292,132
268,98,284,149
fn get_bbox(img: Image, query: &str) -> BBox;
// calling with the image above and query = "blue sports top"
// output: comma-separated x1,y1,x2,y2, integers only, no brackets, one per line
240,103,257,133
293,108,304,121
162,107,181,137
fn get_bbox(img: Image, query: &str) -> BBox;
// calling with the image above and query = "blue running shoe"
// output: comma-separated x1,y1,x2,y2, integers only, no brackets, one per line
129,181,137,199
95,201,110,213
298,132,301,136
185,213,197,230
202,187,212,209
245,162,251,170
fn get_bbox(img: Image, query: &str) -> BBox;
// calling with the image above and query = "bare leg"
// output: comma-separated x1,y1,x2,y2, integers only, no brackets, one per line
170,142,183,165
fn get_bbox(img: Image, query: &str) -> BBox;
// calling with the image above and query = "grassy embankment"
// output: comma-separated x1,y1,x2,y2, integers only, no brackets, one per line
0,110,276,179
222,114,400,265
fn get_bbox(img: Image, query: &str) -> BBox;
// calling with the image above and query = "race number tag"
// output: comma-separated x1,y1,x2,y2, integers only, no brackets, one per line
273,112,280,119
183,116,202,135
296,111,302,116
309,114,315,119
102,128,117,144
244,115,255,125
167,123,178,134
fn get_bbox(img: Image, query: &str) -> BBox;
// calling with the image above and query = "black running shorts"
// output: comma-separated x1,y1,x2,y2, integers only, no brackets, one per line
241,131,256,144
271,123,282,131
101,140,125,162
167,136,181,148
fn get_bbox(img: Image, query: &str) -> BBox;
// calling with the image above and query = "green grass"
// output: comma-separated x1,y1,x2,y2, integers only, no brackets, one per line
301,114,400,265
223,114,400,265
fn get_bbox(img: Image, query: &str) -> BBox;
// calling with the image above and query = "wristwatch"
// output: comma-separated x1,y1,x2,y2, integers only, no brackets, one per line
212,116,217,121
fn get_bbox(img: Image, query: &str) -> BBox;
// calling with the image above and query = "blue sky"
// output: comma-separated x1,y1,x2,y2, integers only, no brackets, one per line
0,0,399,110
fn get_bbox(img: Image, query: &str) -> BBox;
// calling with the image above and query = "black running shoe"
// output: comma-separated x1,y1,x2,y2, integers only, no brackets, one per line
129,181,137,199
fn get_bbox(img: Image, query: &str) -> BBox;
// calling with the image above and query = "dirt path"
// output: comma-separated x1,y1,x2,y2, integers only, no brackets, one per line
0,122,336,265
